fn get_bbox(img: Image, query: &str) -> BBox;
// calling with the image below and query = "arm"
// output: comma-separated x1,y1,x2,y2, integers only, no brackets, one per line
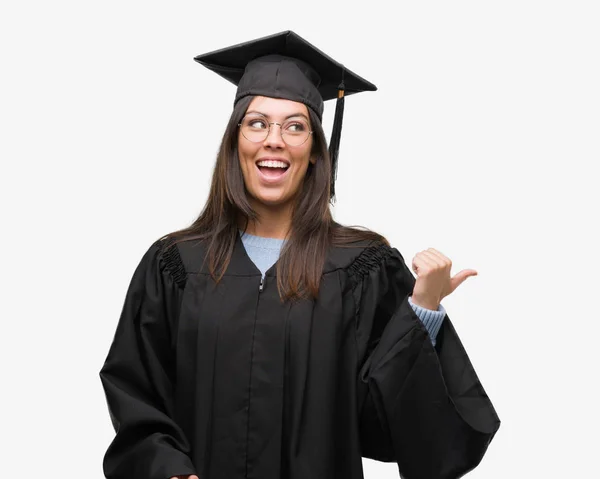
408,295,446,347
353,243,500,478
99,239,197,479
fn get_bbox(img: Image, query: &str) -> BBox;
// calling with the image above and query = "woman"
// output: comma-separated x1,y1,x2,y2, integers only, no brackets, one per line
99,31,500,479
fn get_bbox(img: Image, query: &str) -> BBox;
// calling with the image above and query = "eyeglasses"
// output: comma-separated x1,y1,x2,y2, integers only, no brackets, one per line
238,115,313,147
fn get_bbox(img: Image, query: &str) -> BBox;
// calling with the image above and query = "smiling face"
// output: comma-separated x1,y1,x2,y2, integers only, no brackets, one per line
237,96,315,210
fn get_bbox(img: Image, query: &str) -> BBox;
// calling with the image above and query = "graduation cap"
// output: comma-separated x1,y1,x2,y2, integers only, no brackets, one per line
193,30,377,201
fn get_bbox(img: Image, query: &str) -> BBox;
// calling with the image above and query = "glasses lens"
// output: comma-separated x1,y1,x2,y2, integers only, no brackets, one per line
281,119,310,146
240,116,269,142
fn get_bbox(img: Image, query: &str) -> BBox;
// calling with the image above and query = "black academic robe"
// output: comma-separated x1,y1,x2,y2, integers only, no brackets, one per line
99,235,500,479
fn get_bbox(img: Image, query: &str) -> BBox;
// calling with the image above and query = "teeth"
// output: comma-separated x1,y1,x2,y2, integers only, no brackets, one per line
257,160,289,169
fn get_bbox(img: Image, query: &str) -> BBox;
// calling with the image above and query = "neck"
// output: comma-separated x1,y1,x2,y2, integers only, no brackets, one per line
241,200,293,239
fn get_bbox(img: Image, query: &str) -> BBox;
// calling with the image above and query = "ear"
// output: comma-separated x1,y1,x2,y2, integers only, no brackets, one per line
309,156,317,165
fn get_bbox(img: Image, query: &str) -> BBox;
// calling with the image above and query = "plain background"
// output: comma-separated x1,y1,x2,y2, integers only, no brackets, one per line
2,1,599,477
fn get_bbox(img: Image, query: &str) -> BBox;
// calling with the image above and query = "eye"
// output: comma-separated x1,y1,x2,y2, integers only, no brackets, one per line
248,118,268,129
284,121,307,133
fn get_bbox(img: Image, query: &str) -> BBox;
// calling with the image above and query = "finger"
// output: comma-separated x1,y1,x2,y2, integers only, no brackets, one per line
425,248,451,265
423,250,451,269
450,269,478,291
455,269,478,277
412,254,435,274
420,251,446,268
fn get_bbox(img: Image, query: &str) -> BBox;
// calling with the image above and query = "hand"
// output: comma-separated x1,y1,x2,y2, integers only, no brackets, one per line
169,475,199,479
410,248,477,310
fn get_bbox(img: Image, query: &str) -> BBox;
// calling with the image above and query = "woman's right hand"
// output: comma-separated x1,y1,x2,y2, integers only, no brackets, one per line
169,475,199,479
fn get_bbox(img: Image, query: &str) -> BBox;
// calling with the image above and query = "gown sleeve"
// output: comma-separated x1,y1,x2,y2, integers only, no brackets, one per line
99,238,197,479
351,243,501,479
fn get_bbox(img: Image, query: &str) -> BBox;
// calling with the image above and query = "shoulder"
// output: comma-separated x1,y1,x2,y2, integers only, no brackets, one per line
323,225,412,282
323,224,405,276
324,242,415,313
148,234,204,289
323,241,381,272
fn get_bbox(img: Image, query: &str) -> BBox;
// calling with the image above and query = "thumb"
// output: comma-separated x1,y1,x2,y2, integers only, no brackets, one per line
449,269,478,293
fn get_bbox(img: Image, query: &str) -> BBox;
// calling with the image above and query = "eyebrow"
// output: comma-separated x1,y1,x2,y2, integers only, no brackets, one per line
245,110,310,122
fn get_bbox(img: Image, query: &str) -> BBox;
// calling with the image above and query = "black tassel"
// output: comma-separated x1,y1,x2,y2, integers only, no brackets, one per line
328,75,345,202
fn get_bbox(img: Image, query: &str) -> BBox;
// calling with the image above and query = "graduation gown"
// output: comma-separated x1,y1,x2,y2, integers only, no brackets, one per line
99,235,501,479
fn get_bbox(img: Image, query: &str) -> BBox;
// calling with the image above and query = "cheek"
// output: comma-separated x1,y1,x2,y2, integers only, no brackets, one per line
238,135,248,160
290,158,311,188
238,139,257,172
293,147,313,177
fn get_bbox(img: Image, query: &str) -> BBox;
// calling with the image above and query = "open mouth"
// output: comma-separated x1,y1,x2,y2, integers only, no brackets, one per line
256,159,290,182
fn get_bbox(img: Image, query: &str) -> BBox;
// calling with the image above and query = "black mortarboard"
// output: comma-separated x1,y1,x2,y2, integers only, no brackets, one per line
193,30,377,201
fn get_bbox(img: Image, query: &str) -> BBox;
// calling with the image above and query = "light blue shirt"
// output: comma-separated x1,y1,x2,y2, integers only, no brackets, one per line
240,231,446,346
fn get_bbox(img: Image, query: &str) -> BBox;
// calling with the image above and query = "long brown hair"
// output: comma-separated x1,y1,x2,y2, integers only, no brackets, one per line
162,95,388,301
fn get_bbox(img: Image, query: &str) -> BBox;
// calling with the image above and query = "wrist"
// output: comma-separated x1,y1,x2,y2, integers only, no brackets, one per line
410,294,439,311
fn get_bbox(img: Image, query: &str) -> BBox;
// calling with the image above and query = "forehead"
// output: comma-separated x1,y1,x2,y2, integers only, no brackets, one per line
246,96,309,118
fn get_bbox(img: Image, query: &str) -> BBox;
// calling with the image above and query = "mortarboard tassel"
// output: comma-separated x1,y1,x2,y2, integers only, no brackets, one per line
328,80,345,202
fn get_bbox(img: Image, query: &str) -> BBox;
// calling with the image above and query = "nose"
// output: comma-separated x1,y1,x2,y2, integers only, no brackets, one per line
263,122,285,149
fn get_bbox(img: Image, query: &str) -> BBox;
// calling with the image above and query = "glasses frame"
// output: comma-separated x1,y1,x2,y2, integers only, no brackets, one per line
238,115,313,147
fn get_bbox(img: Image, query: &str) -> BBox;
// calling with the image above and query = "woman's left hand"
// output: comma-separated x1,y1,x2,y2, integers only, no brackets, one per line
410,248,477,310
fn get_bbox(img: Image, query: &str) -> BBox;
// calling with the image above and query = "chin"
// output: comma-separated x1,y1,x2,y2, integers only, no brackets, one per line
250,189,290,207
